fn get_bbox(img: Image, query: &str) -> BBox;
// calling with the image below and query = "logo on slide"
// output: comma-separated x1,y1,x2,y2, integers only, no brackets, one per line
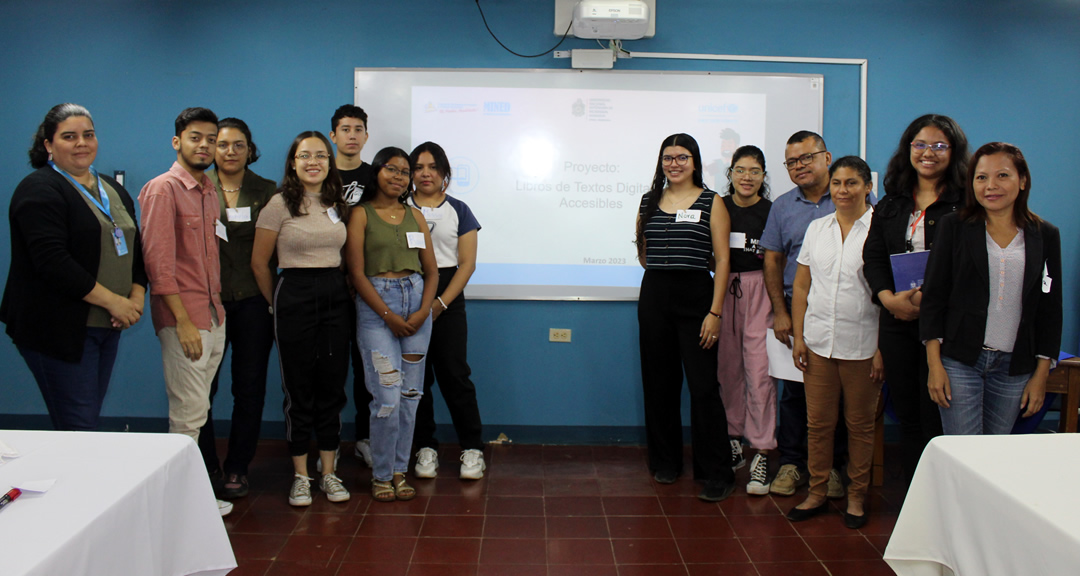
484,101,511,116
450,157,479,195
572,99,585,117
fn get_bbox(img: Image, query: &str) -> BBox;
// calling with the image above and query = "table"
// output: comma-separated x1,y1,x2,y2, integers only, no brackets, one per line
884,434,1080,575
0,430,236,576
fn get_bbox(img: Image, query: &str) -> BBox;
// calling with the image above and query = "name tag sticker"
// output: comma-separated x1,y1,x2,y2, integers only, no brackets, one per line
1043,262,1052,293
226,207,251,222
214,219,228,242
421,206,442,220
327,207,341,224
729,232,747,249
675,209,701,223
406,232,426,249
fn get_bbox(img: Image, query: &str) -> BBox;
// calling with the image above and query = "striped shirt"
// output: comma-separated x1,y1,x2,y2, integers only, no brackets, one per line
639,190,717,271
983,228,1025,353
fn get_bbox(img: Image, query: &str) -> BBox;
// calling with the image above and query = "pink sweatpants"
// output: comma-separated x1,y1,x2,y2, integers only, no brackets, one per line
717,270,777,450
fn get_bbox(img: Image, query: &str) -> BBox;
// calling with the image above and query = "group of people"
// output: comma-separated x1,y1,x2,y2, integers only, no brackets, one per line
2,104,486,515
637,115,1062,529
2,104,1064,527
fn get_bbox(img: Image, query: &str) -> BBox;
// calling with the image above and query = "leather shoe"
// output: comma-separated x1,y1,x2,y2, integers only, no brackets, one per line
844,511,868,529
653,470,678,484
698,479,736,502
786,501,829,522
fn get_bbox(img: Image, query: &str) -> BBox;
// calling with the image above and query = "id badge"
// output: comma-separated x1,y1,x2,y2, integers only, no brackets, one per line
327,207,341,224
421,206,442,220
215,219,228,242
406,231,426,249
729,232,747,249
113,227,128,256
675,209,701,223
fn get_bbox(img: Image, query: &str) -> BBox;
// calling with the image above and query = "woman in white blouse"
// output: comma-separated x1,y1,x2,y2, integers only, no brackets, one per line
788,156,884,530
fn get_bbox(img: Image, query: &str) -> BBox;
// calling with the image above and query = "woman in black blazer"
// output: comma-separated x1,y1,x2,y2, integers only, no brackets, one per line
920,142,1062,435
0,104,147,431
863,114,968,484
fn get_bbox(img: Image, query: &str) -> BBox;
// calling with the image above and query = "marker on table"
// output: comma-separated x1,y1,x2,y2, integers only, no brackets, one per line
0,488,22,512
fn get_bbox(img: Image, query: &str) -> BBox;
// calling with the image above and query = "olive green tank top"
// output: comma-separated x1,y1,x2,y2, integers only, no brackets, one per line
361,202,423,276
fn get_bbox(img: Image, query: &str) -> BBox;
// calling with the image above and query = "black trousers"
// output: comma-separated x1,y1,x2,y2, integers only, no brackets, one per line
274,268,351,456
638,269,733,483
200,295,275,476
776,295,849,471
350,302,373,440
413,267,484,452
878,314,942,486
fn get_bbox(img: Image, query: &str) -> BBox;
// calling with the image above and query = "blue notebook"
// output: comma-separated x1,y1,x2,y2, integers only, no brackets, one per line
890,250,930,291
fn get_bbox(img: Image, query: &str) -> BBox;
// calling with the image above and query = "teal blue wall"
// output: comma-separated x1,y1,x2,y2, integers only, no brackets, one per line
2,1,1078,432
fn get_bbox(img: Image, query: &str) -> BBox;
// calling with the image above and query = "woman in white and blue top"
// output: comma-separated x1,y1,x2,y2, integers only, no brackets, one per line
634,133,735,502
405,142,486,481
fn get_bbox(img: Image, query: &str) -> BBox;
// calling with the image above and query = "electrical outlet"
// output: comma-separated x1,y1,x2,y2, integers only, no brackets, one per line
549,328,572,343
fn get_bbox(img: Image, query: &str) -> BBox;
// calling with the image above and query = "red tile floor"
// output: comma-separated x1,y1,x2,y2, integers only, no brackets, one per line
223,442,903,575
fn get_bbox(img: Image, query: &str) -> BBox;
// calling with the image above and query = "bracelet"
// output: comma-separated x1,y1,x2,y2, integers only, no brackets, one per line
437,296,447,310
708,310,722,319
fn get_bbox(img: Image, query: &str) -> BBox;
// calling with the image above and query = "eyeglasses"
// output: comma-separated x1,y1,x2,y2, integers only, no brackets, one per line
382,165,411,179
217,142,247,152
911,142,951,153
783,150,827,169
295,153,330,162
662,154,691,166
731,167,764,177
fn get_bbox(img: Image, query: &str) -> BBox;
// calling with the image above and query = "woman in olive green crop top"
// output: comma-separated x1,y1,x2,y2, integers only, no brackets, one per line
345,146,438,503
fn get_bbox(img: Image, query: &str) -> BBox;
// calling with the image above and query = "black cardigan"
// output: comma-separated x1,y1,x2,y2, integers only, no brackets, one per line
0,167,147,362
862,186,962,318
919,212,1062,375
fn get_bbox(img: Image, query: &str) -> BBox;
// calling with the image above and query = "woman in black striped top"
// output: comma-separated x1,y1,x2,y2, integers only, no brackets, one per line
634,133,736,502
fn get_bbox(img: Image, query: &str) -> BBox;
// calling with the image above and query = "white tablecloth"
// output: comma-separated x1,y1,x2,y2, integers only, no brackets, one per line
0,430,236,576
884,434,1080,576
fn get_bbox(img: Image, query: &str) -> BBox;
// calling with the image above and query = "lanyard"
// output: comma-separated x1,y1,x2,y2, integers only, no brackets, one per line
50,161,113,225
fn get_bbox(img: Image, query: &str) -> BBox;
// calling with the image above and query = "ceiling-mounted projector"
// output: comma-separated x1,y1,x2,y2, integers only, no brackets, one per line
573,0,650,40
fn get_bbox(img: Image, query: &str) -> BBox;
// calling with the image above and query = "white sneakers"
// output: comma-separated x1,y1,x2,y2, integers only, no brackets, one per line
217,499,233,517
415,447,439,478
730,439,746,471
459,449,486,480
289,474,313,507
315,448,340,474
320,473,351,502
413,448,487,480
354,439,374,467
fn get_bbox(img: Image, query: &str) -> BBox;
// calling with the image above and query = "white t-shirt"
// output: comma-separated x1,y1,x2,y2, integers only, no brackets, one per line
406,194,481,268
797,206,878,360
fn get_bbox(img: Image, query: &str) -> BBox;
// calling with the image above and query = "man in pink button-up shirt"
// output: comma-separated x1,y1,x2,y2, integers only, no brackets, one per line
139,108,228,466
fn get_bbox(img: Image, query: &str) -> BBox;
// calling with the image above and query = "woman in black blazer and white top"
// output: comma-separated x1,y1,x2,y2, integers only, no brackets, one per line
920,142,1062,435
1,103,146,431
863,114,968,484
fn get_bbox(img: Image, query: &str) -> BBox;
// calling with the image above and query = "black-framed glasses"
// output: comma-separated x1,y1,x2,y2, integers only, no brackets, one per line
662,154,691,166
783,150,827,169
295,153,330,162
382,165,411,179
911,142,950,153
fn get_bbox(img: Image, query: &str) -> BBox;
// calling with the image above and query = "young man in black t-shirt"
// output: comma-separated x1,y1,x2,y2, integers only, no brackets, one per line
329,104,374,466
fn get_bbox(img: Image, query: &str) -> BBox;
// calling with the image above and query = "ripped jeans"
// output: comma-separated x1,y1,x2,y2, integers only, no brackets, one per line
356,274,433,482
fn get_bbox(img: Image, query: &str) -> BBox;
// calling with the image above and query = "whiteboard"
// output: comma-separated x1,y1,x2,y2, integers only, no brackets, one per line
354,68,823,300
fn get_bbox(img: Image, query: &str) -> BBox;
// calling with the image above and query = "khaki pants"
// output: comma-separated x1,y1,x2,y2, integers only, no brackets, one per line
804,350,880,502
159,316,227,440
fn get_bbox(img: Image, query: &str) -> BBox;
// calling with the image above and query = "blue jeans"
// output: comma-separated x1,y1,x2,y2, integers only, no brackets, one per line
18,327,121,431
940,350,1031,435
356,274,433,482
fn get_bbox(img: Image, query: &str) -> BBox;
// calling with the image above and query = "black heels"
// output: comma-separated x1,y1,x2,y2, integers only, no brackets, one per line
786,501,829,522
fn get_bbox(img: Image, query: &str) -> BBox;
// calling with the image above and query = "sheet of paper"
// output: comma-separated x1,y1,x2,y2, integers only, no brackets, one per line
16,479,56,493
766,329,804,382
